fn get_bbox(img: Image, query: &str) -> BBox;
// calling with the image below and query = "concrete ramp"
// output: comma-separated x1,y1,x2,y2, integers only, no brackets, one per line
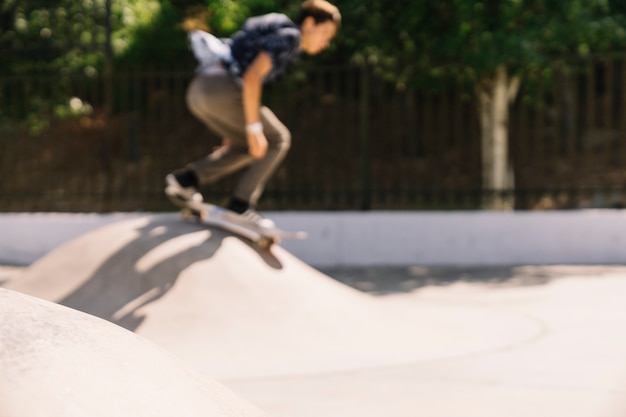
0,288,268,417
7,214,542,379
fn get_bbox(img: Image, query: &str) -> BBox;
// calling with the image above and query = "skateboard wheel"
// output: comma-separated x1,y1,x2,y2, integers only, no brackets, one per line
257,236,275,249
198,209,210,221
181,207,202,222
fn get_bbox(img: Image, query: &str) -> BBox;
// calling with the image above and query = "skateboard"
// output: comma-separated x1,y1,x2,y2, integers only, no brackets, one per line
177,199,307,249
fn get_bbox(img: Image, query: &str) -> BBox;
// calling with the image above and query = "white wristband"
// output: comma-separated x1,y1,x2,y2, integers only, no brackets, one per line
246,122,263,133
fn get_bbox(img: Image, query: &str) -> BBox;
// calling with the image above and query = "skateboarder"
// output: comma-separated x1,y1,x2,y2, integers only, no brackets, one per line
165,0,341,226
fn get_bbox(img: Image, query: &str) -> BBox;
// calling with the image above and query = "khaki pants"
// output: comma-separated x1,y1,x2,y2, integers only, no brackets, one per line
185,73,291,206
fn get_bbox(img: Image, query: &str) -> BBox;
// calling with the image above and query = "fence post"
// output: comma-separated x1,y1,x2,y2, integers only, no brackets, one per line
359,65,371,210
102,0,114,212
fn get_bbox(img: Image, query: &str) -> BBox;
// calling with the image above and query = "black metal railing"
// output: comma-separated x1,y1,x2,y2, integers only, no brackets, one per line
2,58,626,211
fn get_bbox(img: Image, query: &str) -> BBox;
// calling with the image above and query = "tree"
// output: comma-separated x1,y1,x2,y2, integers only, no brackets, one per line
0,0,178,128
337,0,626,209
0,0,208,76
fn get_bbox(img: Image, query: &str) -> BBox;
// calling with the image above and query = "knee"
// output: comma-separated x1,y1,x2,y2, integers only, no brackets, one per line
277,127,291,152
268,126,291,153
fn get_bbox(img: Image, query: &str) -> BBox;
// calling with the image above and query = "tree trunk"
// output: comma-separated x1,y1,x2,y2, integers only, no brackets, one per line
476,65,520,210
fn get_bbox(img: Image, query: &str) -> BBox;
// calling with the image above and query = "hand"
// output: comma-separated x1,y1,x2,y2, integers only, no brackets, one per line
246,131,268,159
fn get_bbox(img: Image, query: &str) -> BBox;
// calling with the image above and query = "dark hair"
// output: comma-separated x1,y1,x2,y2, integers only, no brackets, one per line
295,0,341,27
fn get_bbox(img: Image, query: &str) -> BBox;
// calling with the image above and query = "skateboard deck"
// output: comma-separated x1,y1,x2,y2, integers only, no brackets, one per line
180,199,307,248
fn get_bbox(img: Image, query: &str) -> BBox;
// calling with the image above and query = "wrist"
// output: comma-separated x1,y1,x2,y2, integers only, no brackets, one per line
246,121,263,134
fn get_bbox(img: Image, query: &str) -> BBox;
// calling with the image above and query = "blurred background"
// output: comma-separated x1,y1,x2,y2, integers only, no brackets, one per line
2,0,626,213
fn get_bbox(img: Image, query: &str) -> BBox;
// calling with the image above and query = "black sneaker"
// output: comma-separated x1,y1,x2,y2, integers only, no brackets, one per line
165,174,203,206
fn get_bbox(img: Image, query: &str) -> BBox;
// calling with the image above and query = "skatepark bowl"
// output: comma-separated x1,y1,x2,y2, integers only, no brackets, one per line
2,213,626,417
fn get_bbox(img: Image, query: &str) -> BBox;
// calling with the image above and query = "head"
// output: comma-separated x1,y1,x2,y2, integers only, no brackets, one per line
295,0,341,55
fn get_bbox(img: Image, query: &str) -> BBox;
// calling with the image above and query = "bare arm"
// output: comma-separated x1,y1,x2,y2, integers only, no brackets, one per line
241,51,272,159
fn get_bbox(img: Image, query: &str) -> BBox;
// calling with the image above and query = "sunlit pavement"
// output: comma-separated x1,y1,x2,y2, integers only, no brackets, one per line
225,266,626,417
5,262,626,417
226,265,626,417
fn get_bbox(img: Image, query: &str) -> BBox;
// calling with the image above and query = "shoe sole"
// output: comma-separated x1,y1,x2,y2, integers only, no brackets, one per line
223,210,276,230
165,186,202,209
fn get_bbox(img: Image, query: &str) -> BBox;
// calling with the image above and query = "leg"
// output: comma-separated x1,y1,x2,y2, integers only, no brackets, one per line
170,74,253,189
232,106,291,208
171,74,290,216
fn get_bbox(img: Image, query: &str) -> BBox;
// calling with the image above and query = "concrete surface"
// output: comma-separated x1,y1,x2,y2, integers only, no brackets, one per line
4,210,626,266
5,215,540,380
228,265,626,417
2,214,626,416
0,287,269,417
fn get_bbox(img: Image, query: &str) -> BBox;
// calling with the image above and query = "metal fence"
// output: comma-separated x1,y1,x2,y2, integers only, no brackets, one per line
510,57,626,210
2,58,626,212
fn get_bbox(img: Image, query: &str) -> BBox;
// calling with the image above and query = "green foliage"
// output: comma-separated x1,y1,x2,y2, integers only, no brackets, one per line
3,0,626,93
114,1,191,69
191,0,299,35
0,0,176,131
0,0,187,74
335,0,626,88
0,0,107,74
207,0,250,34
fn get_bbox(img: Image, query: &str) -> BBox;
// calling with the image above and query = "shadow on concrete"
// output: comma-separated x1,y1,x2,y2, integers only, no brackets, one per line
57,215,283,331
319,265,576,295
0,266,24,287
0,288,270,417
